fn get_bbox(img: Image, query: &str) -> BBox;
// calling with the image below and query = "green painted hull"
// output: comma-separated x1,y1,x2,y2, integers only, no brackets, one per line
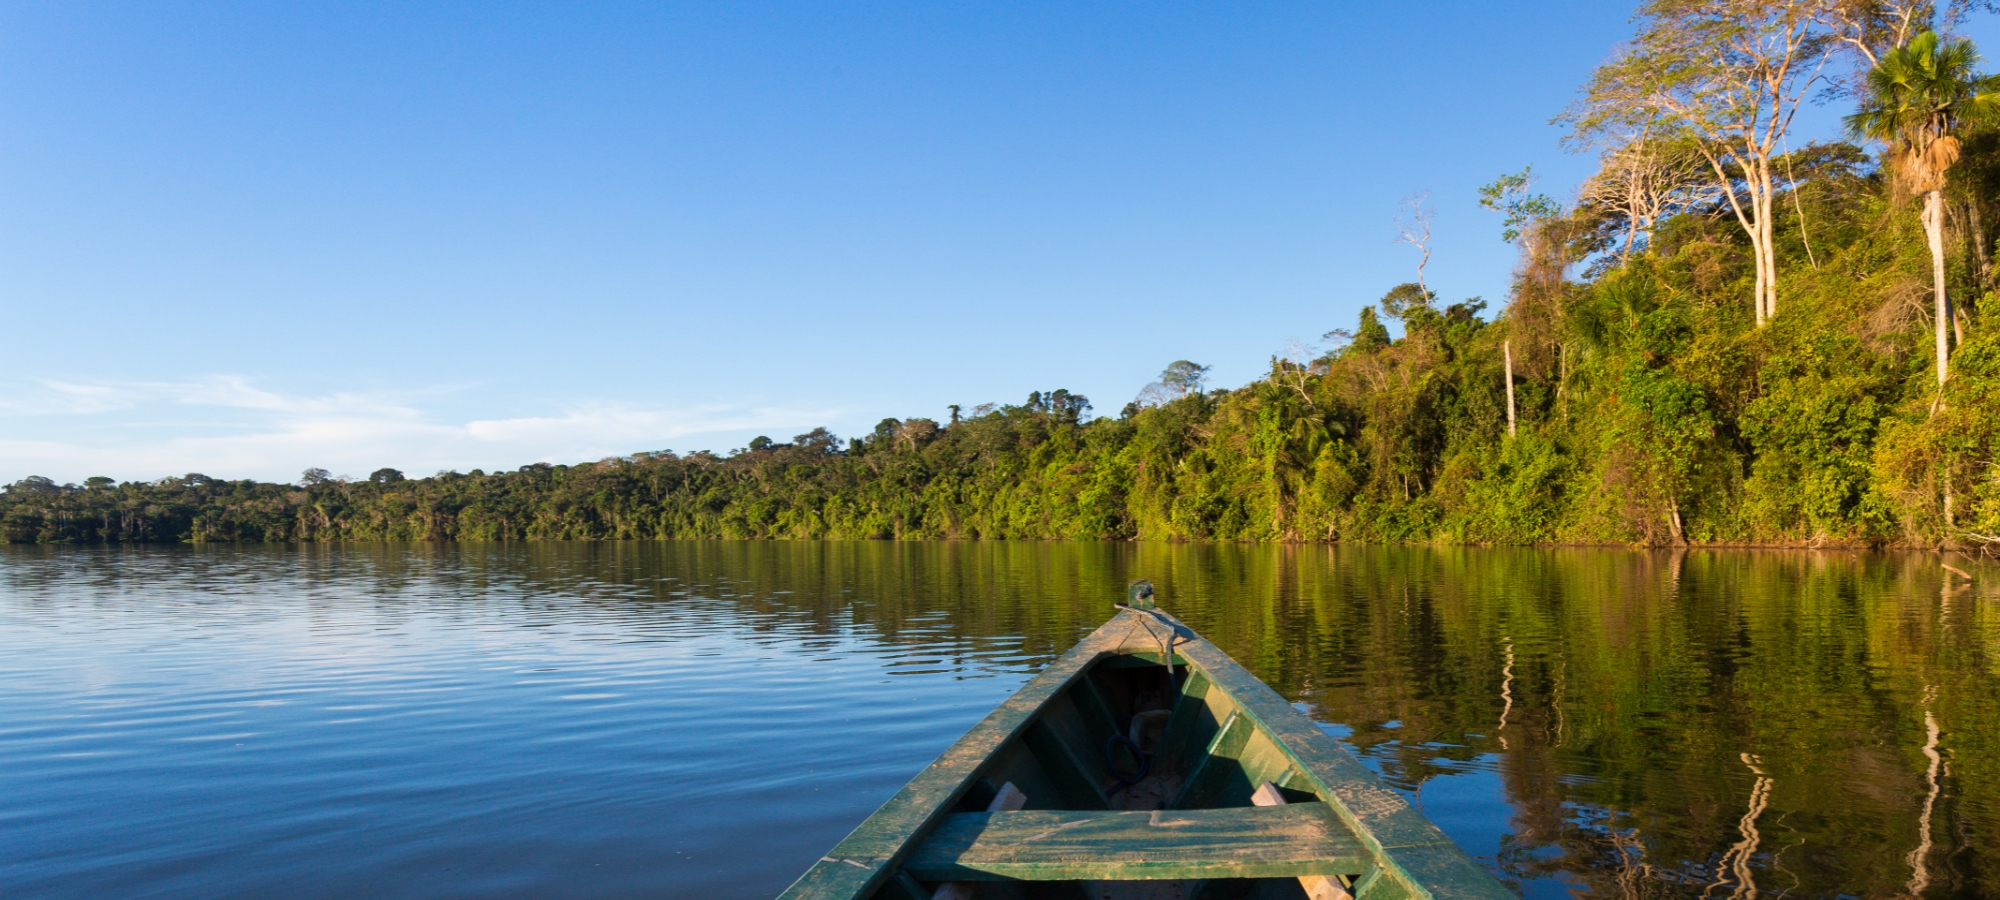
779,608,1514,900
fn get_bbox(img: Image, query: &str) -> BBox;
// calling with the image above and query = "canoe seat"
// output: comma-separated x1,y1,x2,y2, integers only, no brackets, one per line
902,802,1372,882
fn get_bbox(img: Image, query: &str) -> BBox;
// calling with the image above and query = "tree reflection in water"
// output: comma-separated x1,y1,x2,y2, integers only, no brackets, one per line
10,542,1974,898
505,541,1987,899
456,541,1987,899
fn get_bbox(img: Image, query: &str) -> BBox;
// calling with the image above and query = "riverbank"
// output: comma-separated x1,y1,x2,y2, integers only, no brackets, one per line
3,459,1996,556
5,401,1997,551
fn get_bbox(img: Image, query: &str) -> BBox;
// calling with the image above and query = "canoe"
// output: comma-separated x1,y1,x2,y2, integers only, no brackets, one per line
778,586,1513,900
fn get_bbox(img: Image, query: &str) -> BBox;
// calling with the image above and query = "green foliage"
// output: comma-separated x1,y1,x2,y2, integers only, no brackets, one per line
1740,327,1889,539
1478,167,1562,243
1342,307,1392,355
9,134,2000,549
1873,289,2000,542
1158,361,1210,397
1377,283,1436,320
1845,30,2000,170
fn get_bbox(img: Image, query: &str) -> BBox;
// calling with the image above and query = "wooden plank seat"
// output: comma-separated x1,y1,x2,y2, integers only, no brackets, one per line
903,802,1372,882
781,606,1512,900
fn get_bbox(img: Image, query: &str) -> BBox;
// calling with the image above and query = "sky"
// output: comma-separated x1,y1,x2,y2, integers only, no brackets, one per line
3,2,1977,484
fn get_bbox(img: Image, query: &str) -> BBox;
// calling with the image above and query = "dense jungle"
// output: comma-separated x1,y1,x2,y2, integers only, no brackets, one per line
9,3,2000,550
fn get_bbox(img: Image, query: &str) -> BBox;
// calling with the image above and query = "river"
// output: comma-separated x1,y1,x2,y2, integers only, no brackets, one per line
1,543,1993,898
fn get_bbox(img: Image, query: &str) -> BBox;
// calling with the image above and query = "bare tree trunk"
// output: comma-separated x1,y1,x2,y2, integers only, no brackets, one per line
1760,192,1776,326
1504,339,1517,439
1785,142,1817,270
1705,152,1779,327
1761,207,1777,322
1927,190,1951,390
1792,186,1818,270
1753,235,1769,327
1761,169,1780,321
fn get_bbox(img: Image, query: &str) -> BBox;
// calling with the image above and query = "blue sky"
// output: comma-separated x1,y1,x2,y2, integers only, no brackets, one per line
2,2,1967,483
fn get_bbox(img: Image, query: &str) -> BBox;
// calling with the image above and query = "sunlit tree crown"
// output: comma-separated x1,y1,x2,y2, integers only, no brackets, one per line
1846,30,2000,193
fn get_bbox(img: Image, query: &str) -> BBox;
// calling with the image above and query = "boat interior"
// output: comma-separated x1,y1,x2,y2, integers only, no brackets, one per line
877,647,1373,900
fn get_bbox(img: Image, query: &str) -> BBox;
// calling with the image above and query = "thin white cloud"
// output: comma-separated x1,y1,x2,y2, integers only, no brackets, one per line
2,380,132,415
8,376,428,417
0,376,835,484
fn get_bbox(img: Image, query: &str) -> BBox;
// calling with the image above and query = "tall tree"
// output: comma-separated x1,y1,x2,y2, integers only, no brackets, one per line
1159,360,1211,398
1477,168,1562,243
1575,133,1718,261
1393,191,1436,294
1567,0,1839,326
1480,169,1570,408
1846,29,2000,389
1821,1,1993,69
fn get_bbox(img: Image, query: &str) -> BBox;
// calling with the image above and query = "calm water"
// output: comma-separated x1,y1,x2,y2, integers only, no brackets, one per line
1,544,1995,899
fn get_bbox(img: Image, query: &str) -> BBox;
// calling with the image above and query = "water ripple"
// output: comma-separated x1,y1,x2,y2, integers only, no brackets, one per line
2,543,1994,899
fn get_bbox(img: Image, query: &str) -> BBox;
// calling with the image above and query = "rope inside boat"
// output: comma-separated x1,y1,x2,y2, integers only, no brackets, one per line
1104,733,1149,785
1111,584,1185,795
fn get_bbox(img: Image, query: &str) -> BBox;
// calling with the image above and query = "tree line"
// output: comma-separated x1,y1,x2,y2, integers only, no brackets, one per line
8,0,2000,549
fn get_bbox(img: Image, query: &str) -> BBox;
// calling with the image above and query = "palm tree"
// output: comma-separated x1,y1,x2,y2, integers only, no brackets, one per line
1847,30,2000,392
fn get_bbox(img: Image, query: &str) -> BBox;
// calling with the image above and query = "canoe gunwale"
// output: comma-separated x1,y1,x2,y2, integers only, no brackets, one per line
776,608,1512,900
1167,619,1511,900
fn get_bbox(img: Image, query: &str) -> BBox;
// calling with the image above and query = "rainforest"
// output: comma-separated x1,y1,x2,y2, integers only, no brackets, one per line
10,6,2000,551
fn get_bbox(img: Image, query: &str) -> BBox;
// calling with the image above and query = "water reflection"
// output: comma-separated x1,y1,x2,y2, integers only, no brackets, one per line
1,543,1994,899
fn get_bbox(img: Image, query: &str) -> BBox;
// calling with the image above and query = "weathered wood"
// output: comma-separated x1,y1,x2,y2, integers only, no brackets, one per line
1231,730,1303,807
1253,782,1356,900
780,608,1511,900
1169,623,1510,900
1046,690,1120,793
886,871,931,900
905,804,1371,882
1021,719,1111,810
776,621,1129,900
1172,710,1251,809
1071,673,1122,746
1098,651,1186,669
931,783,1029,900
1151,667,1215,771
